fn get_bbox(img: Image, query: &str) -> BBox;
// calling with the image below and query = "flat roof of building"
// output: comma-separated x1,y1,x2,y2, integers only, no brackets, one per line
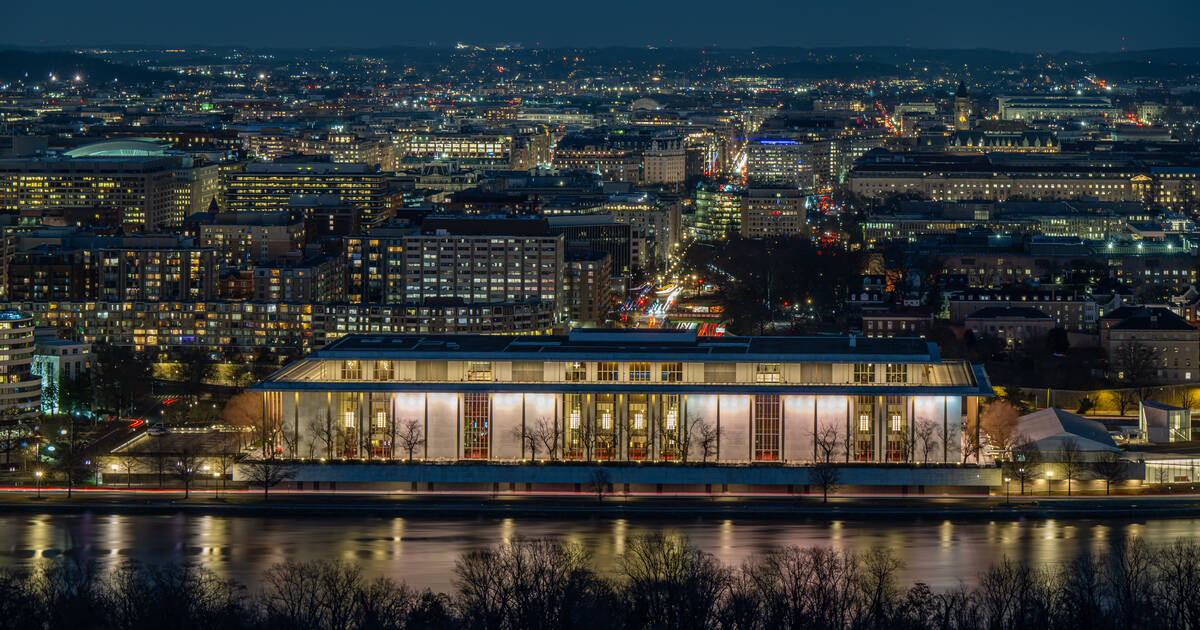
310,329,941,363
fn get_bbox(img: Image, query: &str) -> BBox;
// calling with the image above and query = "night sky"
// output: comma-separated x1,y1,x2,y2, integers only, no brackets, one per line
3,0,1197,51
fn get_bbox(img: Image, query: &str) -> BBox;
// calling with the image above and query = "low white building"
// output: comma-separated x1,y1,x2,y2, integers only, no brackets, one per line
31,338,92,413
1139,401,1191,443
1015,407,1119,453
248,329,994,465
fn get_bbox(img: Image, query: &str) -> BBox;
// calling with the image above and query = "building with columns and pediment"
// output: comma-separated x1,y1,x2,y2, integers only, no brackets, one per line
248,329,992,466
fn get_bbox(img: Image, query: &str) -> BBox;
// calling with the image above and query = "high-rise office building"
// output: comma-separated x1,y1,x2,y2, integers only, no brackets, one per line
741,187,807,239
224,162,390,226
745,137,815,189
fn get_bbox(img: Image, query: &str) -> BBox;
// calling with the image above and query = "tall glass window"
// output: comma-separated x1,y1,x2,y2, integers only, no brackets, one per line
854,395,874,461
375,361,393,381
629,362,652,382
463,393,490,459
629,394,648,460
369,396,390,458
853,363,874,384
565,361,586,382
886,363,907,384
467,362,492,381
597,362,619,381
661,362,683,382
341,360,362,380
755,363,781,383
565,394,584,459
340,396,359,459
754,394,781,461
596,394,615,459
661,394,682,460
885,396,907,462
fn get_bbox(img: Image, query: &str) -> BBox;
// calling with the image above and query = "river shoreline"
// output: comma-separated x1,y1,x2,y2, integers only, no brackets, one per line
3,491,1200,520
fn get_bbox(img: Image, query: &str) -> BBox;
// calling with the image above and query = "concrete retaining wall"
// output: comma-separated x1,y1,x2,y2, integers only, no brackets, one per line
236,462,1000,492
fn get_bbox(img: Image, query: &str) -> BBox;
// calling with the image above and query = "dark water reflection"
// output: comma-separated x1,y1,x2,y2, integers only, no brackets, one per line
0,513,1192,593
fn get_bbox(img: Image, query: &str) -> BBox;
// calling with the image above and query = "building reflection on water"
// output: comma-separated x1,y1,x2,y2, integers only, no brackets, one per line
0,513,1195,594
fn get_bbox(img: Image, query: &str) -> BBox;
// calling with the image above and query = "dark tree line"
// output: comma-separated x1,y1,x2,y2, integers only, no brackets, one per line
3,535,1200,630
685,235,865,335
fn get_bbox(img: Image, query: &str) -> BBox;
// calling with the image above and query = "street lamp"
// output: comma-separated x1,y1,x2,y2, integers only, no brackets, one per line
212,472,221,498
34,470,42,499
1004,477,1011,504
1046,471,1054,496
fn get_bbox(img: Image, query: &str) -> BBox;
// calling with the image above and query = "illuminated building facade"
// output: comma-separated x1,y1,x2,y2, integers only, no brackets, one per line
224,162,389,226
6,236,217,302
0,141,217,231
997,96,1117,121
190,211,306,266
31,338,91,413
848,151,1200,209
395,130,550,169
3,300,558,357
693,183,744,240
249,329,991,463
0,312,41,421
342,218,564,310
0,155,177,231
745,137,815,189
296,132,397,171
740,187,806,239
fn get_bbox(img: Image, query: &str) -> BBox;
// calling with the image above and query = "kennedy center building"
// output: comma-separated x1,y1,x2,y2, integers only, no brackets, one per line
250,329,991,464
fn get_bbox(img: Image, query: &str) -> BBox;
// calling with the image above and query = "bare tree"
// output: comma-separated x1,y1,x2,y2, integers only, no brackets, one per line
937,419,954,464
1091,451,1127,495
697,421,721,463
1058,438,1085,496
1177,388,1196,413
172,448,201,499
530,417,562,461
1005,442,1042,495
914,419,939,464
589,468,610,501
1113,341,1160,403
151,452,171,489
961,422,982,464
810,463,840,503
594,429,617,462
570,417,596,461
395,419,425,462
1113,389,1138,417
511,423,539,460
306,411,335,459
52,431,93,499
241,457,295,502
814,424,842,463
116,453,140,488
677,413,708,463
214,433,241,493
1154,465,1173,487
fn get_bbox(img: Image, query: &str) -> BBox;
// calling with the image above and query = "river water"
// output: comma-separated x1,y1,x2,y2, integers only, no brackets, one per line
0,513,1195,593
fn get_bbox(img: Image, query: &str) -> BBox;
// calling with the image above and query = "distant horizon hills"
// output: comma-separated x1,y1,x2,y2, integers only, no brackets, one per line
0,46,1197,85
5,43,1200,58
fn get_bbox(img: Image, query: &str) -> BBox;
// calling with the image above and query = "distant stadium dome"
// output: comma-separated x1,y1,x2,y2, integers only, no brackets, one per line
630,97,662,111
63,139,172,158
